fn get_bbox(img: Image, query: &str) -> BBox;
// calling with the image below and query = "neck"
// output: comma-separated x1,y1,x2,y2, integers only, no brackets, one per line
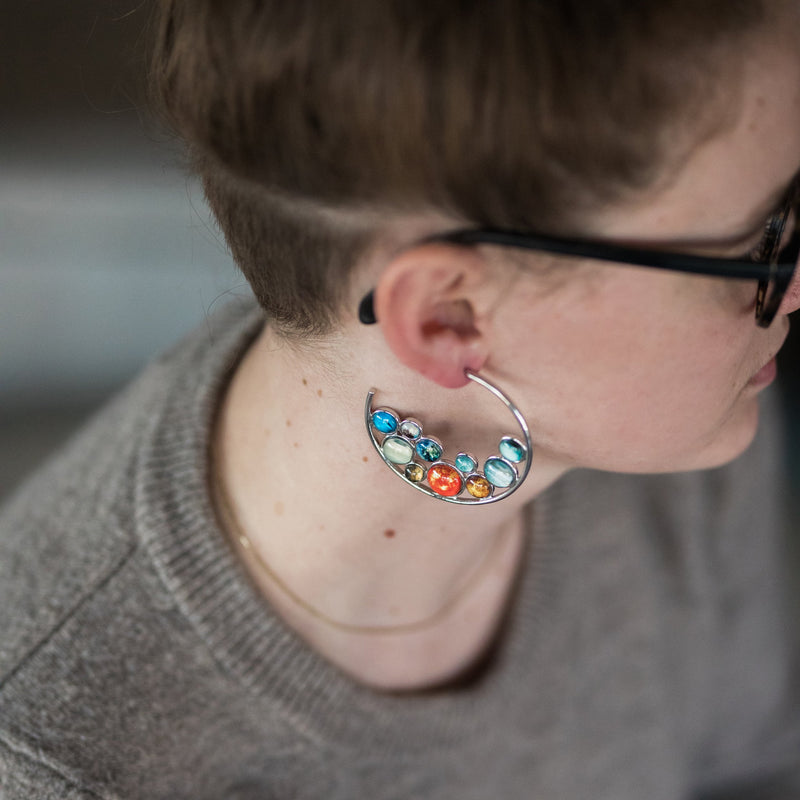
213,323,567,689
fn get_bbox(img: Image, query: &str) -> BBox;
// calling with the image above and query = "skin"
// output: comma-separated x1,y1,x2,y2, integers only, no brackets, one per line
214,33,800,691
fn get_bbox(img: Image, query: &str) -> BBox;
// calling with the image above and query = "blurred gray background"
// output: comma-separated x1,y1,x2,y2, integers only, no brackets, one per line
1,1,249,501
1,2,799,505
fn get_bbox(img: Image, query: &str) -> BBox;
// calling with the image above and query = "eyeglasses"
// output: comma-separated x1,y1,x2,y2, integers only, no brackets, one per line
358,180,800,329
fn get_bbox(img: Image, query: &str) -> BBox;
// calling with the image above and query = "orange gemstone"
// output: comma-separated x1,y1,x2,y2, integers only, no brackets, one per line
427,463,463,497
465,475,492,499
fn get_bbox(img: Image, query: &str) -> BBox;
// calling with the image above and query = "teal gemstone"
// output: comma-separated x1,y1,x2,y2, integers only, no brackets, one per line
382,436,415,464
498,436,526,463
372,409,398,434
455,453,477,473
416,437,443,462
484,457,517,488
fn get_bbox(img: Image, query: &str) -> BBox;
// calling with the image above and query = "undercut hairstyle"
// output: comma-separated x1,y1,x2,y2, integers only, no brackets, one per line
150,0,765,336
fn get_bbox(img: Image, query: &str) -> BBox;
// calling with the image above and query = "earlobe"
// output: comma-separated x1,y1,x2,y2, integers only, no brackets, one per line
778,270,800,316
373,244,490,389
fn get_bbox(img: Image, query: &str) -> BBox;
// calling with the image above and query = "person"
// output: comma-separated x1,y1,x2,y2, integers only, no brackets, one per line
1,1,799,797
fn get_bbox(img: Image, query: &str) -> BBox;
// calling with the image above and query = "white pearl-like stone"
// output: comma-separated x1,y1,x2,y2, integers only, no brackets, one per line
400,419,422,439
382,436,414,464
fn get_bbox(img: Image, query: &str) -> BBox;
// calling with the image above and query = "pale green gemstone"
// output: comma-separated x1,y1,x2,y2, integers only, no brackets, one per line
382,436,415,464
498,437,526,463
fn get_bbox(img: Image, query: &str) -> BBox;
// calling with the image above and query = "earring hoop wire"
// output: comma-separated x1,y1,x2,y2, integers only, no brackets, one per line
365,370,532,505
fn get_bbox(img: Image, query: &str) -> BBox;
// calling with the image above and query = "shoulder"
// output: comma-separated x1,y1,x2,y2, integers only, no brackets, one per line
0,300,265,795
0,296,262,798
0,297,263,681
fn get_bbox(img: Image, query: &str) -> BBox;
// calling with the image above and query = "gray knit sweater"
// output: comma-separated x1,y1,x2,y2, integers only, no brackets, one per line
1,300,798,800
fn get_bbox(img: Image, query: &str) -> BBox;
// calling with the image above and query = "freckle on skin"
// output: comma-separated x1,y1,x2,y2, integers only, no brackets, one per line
362,456,369,462
293,442,300,448
286,419,292,427
317,389,323,397
274,501,284,516
384,529,396,539
302,378,307,386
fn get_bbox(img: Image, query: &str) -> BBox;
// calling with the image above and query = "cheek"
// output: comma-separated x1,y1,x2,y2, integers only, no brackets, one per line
514,277,757,469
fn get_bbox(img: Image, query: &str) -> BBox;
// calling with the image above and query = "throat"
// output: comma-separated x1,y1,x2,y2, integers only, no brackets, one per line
216,464,527,690
211,325,530,689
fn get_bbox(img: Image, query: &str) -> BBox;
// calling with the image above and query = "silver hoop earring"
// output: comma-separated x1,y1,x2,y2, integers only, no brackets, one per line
365,370,532,505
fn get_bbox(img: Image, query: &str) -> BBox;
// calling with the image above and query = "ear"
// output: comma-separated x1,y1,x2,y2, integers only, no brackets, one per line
373,243,491,389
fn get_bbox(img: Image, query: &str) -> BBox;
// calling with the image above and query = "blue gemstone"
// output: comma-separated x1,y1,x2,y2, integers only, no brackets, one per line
416,437,443,462
372,409,398,434
498,437,526,463
484,457,516,488
455,453,477,473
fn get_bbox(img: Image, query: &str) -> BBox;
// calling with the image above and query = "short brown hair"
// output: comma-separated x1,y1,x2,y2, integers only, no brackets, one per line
150,0,764,336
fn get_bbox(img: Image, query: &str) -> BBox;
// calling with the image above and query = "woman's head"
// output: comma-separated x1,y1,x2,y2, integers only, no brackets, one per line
151,0,768,336
151,1,800,478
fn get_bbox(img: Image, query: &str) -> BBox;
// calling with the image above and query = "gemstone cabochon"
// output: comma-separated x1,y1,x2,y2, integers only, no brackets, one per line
405,463,425,482
427,463,463,496
498,436,526,463
400,419,422,439
416,438,444,463
455,453,477,473
484,457,517,488
372,409,398,434
466,475,493,499
382,436,415,464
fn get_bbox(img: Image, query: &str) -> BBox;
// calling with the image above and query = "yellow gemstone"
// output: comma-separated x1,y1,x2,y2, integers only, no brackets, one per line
405,463,425,482
466,475,492,499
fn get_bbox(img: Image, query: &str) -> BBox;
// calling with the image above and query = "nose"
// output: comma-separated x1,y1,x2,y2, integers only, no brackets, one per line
778,265,800,316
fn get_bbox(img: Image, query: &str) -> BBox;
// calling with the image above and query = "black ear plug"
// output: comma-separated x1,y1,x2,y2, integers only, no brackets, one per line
358,290,377,324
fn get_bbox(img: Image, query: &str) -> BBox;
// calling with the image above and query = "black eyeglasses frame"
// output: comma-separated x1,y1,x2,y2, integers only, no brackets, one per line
358,182,800,328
